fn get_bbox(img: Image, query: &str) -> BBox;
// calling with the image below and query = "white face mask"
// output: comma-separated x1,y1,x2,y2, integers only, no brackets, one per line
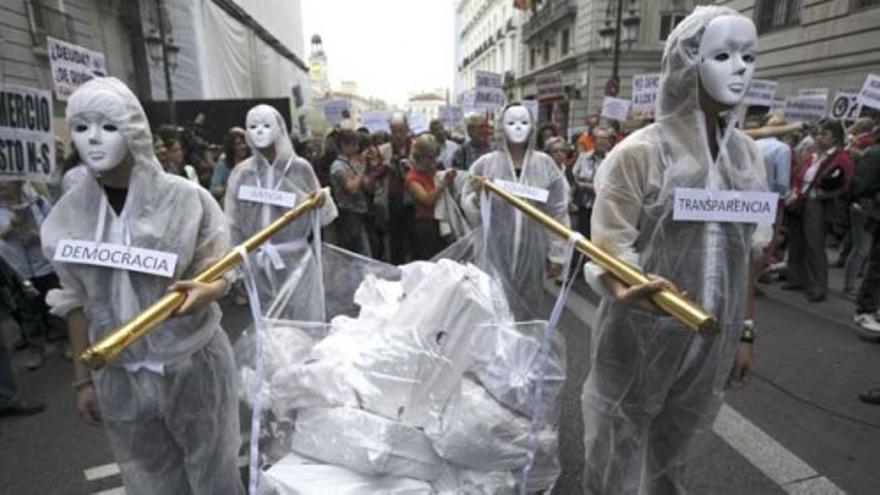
246,106,281,150
69,113,129,173
503,105,532,144
697,15,757,107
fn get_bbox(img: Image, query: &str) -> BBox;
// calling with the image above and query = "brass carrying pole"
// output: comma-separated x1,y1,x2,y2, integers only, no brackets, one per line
78,192,325,370
480,178,718,336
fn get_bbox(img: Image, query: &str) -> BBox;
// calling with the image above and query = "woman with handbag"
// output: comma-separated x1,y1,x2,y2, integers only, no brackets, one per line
783,118,854,301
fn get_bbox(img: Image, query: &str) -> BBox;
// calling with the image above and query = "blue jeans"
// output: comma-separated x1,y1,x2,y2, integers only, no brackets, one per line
0,333,18,409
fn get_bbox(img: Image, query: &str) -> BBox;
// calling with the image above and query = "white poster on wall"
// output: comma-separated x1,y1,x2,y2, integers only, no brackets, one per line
601,97,631,121
47,37,107,101
0,84,56,183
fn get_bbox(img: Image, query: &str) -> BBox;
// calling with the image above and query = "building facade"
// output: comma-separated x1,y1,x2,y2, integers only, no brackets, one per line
714,0,880,114
405,91,447,124
456,0,526,97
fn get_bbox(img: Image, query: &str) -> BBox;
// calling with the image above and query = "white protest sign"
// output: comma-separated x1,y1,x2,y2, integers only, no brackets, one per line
522,100,540,121
830,92,861,121
474,88,504,111
460,90,478,114
47,37,107,101
0,84,56,183
799,88,829,99
475,70,503,89
494,179,549,204
536,71,564,102
54,240,178,278
673,188,779,225
784,96,827,123
769,98,786,114
744,79,778,107
408,112,428,134
439,106,463,127
601,97,631,121
857,74,880,110
631,74,659,118
362,111,391,133
238,185,297,208
323,99,350,124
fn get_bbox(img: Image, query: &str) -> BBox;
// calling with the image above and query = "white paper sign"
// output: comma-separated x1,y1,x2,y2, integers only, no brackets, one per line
857,74,880,110
323,99,350,124
784,96,827,123
408,112,428,134
54,240,178,278
830,92,861,120
238,185,297,208
743,79,778,107
631,74,660,118
522,100,540,121
47,37,107,101
769,98,786,114
495,179,549,204
673,188,779,224
439,106,463,127
474,88,504,111
536,71,564,101
460,90,477,114
361,111,391,133
475,70,503,89
0,84,56,183
799,88,829,99
601,97,631,121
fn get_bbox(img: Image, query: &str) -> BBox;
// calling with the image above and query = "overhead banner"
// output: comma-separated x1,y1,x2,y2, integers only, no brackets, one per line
857,74,880,110
439,106,463,127
323,99,350,124
0,84,56,182
601,96,630,121
361,111,391,133
47,36,107,101
830,92,861,121
784,96,827,123
743,79,778,107
536,71,564,102
475,70,503,89
631,73,659,118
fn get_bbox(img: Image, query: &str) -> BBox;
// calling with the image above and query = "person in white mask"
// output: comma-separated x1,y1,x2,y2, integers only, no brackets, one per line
40,77,243,494
461,102,571,319
579,7,772,494
224,104,334,322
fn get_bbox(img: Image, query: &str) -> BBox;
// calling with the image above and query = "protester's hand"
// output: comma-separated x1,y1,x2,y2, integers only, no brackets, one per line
311,190,327,208
169,279,226,315
471,175,485,193
607,274,681,314
728,342,754,389
445,169,457,185
76,385,102,426
784,191,799,207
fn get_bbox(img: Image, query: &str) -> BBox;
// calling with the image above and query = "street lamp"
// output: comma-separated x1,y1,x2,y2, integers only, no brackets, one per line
599,0,640,97
144,0,180,124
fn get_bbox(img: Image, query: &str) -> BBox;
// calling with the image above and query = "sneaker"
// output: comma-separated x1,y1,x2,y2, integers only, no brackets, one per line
854,313,880,338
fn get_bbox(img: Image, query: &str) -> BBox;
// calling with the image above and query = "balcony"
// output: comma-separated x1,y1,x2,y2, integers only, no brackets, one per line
522,0,577,43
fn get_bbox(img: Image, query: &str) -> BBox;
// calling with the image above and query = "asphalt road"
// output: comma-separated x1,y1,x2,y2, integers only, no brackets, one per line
1,266,879,494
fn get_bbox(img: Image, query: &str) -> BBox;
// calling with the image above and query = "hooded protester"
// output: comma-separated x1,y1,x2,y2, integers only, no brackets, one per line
40,77,243,494
580,7,772,494
225,104,335,322
460,102,571,319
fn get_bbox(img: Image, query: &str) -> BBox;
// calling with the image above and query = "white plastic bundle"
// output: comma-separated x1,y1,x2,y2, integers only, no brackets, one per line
289,407,445,481
263,453,432,494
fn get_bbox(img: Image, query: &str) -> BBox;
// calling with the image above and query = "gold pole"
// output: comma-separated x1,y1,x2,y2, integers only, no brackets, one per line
78,192,325,370
480,178,718,336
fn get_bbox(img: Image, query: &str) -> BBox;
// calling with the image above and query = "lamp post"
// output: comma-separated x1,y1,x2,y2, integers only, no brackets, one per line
599,0,640,97
144,0,180,125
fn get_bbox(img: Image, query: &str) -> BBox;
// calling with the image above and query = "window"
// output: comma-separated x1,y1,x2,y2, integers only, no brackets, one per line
853,0,880,9
530,46,536,69
755,0,801,34
560,28,570,56
659,13,686,41
24,0,75,46
543,39,550,64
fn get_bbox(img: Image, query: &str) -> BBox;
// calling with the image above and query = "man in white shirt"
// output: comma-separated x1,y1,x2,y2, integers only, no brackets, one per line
430,119,460,170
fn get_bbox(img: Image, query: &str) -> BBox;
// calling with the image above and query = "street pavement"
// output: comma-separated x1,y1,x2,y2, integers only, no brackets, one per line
1,262,879,494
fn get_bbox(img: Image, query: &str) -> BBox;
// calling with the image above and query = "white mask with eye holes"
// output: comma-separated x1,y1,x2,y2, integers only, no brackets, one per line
697,15,757,107
503,105,532,145
246,105,282,150
69,113,129,173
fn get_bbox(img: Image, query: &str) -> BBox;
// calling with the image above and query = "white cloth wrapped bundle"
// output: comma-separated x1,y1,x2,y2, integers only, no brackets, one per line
431,464,516,494
472,322,566,421
289,407,445,481
263,453,432,494
237,321,317,408
426,379,557,473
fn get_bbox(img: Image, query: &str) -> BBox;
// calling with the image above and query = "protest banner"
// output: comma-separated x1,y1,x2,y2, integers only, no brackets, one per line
631,73,659,118
0,84,56,182
830,92,861,121
439,106,463,127
323,99,350,124
857,74,880,110
536,71,564,102
784,95,827,123
475,71,503,89
47,37,107,101
361,111,391,133
743,79,778,107
601,96,631,121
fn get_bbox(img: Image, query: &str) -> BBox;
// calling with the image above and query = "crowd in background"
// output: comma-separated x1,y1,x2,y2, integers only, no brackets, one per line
2,105,880,417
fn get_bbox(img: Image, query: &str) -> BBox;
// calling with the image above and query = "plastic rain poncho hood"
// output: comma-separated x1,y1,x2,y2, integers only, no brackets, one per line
580,6,771,494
